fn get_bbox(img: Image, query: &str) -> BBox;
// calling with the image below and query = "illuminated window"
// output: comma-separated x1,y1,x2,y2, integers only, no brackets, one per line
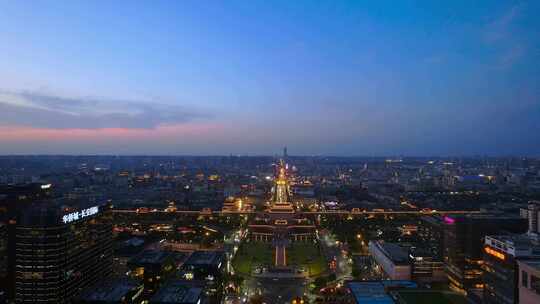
484,247,505,260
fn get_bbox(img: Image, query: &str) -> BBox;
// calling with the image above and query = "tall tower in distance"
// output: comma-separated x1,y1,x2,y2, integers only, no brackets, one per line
283,146,288,162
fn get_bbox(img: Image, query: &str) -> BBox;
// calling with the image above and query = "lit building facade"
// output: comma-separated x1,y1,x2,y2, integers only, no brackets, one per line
7,203,113,303
517,260,540,304
483,235,540,304
368,241,411,280
527,201,540,237
248,159,316,243
418,216,446,261
409,248,446,283
443,215,527,295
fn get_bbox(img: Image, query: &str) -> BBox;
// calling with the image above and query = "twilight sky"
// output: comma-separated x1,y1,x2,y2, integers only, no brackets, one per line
0,1,539,156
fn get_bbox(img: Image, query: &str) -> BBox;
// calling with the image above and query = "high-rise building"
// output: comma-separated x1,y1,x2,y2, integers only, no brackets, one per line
0,223,7,300
418,216,446,261
443,215,527,295
0,183,53,222
527,201,540,236
7,203,113,303
1,183,56,300
517,260,540,304
483,235,540,304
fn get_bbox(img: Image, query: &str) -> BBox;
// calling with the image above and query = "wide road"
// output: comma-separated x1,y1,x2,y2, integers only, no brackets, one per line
112,209,483,215
319,230,352,282
275,245,287,267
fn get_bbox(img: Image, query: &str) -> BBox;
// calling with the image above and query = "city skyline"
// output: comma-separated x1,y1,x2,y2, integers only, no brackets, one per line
1,1,539,156
1,148,540,303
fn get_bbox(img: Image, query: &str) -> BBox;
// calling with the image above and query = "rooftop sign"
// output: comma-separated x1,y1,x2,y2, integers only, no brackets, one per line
62,206,99,224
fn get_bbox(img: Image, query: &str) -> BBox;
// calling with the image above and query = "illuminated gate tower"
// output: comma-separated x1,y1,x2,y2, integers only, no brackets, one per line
268,159,295,218
248,158,315,246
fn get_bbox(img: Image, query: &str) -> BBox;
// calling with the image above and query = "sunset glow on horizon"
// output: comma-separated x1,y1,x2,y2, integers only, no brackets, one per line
0,1,539,155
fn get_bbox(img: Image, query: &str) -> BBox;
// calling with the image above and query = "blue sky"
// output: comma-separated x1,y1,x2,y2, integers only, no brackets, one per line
0,1,538,155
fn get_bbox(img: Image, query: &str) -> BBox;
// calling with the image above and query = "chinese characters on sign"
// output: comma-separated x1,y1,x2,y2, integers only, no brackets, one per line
62,206,99,224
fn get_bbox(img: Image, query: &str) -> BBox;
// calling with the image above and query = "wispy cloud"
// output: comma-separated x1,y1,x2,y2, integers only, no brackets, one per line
422,54,446,65
0,90,211,129
483,3,522,43
483,3,527,68
497,44,526,69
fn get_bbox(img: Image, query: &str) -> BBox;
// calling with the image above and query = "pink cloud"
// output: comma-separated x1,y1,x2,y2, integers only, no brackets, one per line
0,123,223,142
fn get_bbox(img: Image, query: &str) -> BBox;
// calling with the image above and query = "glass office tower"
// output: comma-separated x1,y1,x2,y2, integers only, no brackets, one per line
7,203,113,303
